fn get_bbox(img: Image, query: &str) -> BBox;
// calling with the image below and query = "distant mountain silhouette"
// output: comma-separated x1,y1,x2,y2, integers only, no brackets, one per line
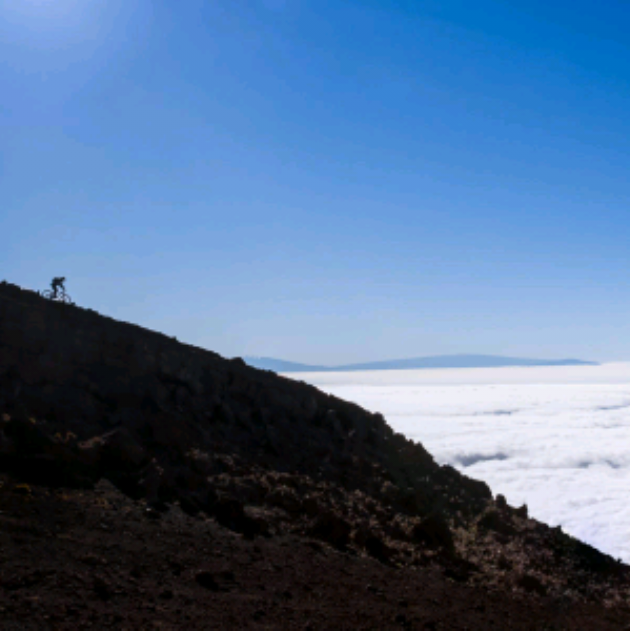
244,354,599,373
242,357,328,373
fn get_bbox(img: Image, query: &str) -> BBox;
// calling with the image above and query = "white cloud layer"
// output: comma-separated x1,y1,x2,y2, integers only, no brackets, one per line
293,363,630,562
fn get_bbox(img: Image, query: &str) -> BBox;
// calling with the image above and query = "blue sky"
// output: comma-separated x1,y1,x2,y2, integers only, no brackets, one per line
3,0,630,364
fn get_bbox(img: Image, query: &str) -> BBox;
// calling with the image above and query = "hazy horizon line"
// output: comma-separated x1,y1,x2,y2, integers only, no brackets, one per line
244,353,602,373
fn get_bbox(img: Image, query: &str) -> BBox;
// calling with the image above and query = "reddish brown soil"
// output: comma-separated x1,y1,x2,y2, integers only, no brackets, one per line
1,475,628,630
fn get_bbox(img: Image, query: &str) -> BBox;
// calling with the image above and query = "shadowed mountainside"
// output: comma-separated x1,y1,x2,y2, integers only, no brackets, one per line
0,281,628,628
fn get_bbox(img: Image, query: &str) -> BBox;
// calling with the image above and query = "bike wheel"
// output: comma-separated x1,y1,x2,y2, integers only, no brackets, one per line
59,293,73,305
42,289,54,299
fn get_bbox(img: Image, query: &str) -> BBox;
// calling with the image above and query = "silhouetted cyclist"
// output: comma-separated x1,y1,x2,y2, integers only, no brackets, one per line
51,277,66,299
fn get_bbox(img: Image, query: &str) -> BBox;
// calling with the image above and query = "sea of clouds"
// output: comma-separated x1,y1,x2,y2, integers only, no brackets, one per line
293,363,630,563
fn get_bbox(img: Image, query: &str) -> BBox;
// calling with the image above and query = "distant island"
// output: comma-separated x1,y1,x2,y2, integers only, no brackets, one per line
244,354,599,373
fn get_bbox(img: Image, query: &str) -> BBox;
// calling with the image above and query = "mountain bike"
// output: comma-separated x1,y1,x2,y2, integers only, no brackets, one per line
42,288,74,304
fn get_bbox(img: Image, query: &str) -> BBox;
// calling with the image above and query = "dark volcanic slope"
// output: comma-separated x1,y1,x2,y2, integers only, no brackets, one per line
1,281,629,628
1,476,627,630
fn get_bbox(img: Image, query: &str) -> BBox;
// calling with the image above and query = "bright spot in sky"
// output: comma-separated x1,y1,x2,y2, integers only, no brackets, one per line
1,0,147,59
0,0,92,37
4,0,81,18
295,362,630,562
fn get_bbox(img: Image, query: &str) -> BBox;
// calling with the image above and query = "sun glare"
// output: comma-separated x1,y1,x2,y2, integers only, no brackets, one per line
2,0,94,29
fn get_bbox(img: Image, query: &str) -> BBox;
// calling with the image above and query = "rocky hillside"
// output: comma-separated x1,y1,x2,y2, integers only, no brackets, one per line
1,281,629,628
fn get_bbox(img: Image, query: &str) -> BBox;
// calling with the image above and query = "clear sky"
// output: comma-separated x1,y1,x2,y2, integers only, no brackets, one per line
3,0,630,364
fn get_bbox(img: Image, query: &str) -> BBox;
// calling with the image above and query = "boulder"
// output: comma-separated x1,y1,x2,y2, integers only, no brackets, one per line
365,535,393,563
410,513,455,553
266,486,302,514
87,428,149,473
309,512,351,549
477,507,516,536
212,496,262,538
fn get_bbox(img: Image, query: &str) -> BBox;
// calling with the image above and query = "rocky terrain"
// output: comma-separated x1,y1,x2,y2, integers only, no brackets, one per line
1,280,630,629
